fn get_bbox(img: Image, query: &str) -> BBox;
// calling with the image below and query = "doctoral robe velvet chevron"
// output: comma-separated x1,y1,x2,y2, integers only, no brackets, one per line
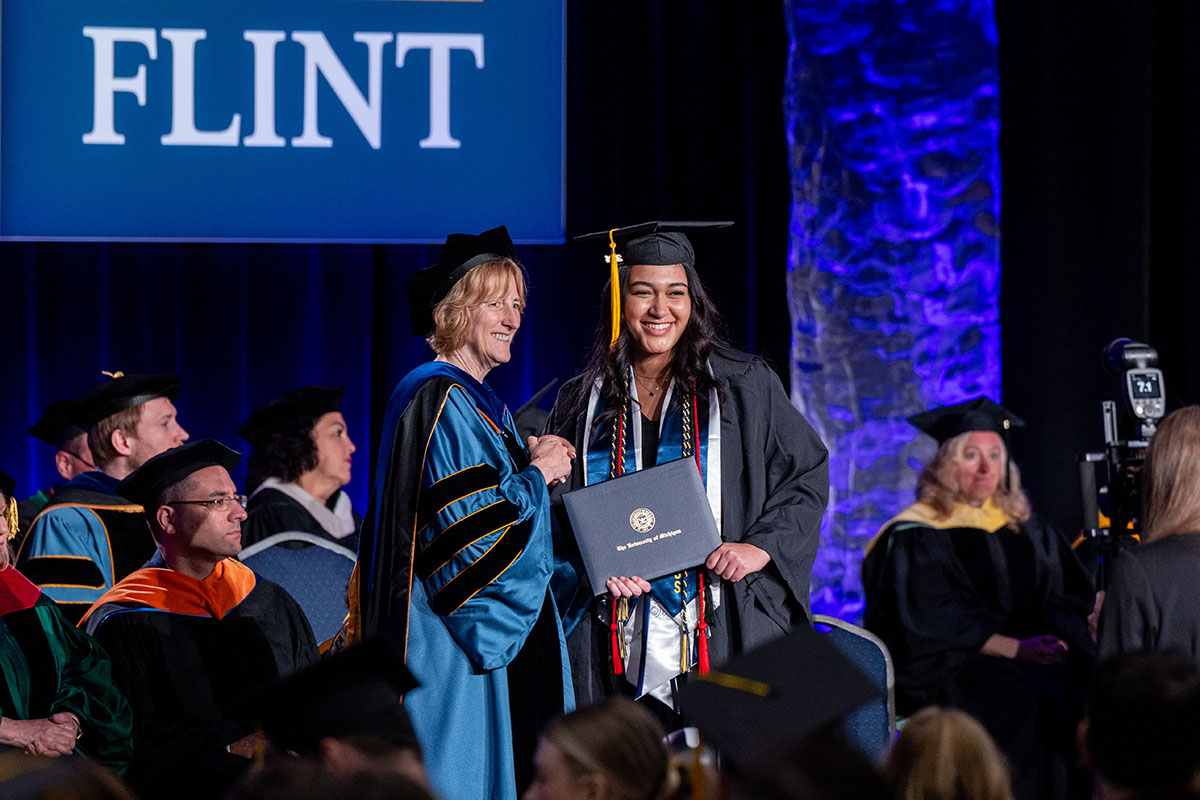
358,361,572,800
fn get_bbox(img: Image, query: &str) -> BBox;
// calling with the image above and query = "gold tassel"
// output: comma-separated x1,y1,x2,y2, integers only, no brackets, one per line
616,597,629,660
607,228,621,347
681,627,690,675
5,498,17,542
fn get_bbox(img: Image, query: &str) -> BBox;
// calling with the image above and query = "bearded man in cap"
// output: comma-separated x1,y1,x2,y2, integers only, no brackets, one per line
81,439,318,800
16,373,189,622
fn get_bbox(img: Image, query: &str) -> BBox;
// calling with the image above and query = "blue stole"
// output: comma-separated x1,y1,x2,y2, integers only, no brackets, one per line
582,367,723,696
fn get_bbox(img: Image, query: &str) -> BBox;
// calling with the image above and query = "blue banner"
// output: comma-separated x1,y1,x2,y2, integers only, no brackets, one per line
0,1,564,242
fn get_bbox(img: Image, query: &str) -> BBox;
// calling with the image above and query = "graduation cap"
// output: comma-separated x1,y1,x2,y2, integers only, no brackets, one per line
115,439,240,507
574,221,733,346
406,225,518,337
246,636,421,755
676,624,880,772
72,372,182,431
28,399,87,449
239,386,345,445
905,397,1024,445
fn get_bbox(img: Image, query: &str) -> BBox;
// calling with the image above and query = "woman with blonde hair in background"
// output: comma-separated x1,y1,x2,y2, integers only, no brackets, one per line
863,398,1095,800
525,697,681,800
1099,405,1200,661
885,707,1014,800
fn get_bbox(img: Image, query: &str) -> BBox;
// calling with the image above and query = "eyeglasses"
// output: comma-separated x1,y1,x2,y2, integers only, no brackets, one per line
165,494,248,512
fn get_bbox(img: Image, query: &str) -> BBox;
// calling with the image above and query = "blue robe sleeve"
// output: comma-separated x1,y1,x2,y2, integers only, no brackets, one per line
16,508,114,609
412,385,553,672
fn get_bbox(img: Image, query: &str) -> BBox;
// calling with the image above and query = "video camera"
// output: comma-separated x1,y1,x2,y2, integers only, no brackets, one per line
1077,339,1167,588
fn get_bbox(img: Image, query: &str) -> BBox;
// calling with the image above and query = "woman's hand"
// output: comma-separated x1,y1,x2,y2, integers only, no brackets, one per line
1015,634,1069,665
705,543,771,582
606,576,651,598
528,435,575,487
0,716,77,756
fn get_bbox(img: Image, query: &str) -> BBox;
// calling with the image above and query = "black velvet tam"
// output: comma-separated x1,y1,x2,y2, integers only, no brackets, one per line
406,225,518,336
116,439,240,507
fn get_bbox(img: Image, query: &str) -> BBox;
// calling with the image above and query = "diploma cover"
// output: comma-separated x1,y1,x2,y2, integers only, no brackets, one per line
564,457,722,596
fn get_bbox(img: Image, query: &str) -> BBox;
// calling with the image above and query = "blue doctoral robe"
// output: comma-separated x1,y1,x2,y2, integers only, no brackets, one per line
358,362,574,800
16,471,156,623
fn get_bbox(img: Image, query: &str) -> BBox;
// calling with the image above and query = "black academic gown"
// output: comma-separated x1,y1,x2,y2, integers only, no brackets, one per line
84,558,317,800
547,348,829,706
862,501,1095,800
242,487,360,553
1098,531,1200,662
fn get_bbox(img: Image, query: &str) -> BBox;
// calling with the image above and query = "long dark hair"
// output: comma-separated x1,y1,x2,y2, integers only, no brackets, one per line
562,260,732,429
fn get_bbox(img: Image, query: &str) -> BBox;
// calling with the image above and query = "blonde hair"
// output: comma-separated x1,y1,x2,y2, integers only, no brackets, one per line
427,258,526,356
1143,406,1200,542
88,404,143,470
544,698,679,800
885,707,1014,800
916,432,1031,526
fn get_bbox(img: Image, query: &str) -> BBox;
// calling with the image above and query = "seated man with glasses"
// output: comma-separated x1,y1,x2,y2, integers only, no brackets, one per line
81,439,318,800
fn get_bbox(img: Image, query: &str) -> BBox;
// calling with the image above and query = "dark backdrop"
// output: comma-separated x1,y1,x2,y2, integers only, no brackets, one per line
4,0,1196,540
0,1,792,513
998,1,1199,533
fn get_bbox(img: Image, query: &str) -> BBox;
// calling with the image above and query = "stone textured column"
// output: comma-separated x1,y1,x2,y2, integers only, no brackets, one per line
785,0,1001,621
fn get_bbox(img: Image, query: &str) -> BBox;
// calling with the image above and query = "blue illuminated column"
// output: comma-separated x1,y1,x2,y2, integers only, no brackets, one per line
785,1,1001,621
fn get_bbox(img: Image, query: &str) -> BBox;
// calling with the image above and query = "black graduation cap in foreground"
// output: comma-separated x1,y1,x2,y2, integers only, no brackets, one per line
906,396,1024,446
574,221,733,346
71,372,182,430
407,225,519,337
239,386,345,445
677,624,880,772
245,636,421,755
28,399,88,448
115,439,241,507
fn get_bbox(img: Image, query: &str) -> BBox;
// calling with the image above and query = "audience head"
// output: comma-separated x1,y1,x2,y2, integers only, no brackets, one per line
225,760,434,800
407,226,526,380
0,753,136,800
75,373,188,479
240,386,355,497
1084,650,1200,798
884,707,1013,800
250,637,427,788
526,697,676,800
29,398,95,480
908,397,1030,522
1142,405,1200,541
116,439,245,576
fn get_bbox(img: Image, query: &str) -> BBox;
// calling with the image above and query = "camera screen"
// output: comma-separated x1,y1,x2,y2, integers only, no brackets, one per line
1131,372,1161,398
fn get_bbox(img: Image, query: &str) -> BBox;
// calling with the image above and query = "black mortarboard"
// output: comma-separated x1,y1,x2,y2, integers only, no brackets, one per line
906,396,1024,446
115,439,240,507
406,226,518,337
72,372,182,430
246,636,421,755
0,470,15,503
28,399,87,448
574,221,733,346
676,624,880,772
238,386,345,445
